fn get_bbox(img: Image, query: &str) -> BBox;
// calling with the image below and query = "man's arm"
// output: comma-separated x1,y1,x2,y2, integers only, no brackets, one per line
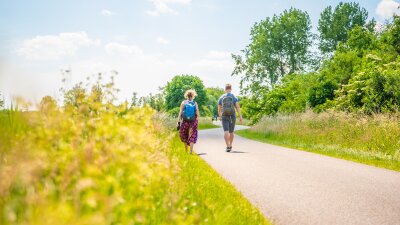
218,104,222,118
235,102,243,123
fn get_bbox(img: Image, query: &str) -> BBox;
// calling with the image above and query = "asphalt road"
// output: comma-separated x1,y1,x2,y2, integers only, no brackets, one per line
196,125,400,225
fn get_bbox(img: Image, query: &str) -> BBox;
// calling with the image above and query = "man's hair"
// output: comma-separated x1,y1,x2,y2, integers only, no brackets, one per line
225,83,232,90
184,89,197,100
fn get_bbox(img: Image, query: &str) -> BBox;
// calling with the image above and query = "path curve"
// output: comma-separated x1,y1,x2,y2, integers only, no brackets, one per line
196,126,400,225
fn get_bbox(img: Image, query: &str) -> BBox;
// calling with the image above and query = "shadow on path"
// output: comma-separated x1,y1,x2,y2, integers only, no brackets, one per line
230,151,247,153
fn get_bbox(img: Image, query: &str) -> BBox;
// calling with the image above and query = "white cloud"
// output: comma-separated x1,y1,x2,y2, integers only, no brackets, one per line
113,35,128,42
104,42,143,55
156,36,170,45
206,50,231,59
17,32,101,60
190,51,235,79
376,0,400,19
101,9,115,16
146,0,191,16
190,59,233,71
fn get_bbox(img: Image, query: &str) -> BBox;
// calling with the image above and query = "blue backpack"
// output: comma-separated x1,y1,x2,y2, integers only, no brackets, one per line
183,100,196,121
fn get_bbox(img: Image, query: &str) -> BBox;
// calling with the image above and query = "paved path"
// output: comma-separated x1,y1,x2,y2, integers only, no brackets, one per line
196,126,400,225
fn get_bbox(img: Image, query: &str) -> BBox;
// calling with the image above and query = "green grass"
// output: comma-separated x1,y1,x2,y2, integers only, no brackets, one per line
236,112,400,172
197,117,219,130
197,117,252,130
0,106,269,224
169,136,270,224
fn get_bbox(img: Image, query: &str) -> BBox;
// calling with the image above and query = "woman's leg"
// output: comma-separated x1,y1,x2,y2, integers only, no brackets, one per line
188,120,197,154
189,142,194,154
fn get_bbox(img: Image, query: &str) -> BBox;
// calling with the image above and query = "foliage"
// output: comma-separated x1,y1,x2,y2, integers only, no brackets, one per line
238,9,400,122
232,8,313,95
205,87,224,116
237,111,400,171
164,75,208,116
240,73,317,122
0,76,269,224
140,93,165,112
0,105,28,154
333,55,400,113
197,117,219,130
1,83,182,224
318,2,372,53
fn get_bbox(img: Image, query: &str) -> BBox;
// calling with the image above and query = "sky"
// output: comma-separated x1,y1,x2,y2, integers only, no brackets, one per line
0,0,399,106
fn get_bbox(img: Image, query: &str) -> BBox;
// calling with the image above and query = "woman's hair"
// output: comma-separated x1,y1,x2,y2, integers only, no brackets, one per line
184,89,197,100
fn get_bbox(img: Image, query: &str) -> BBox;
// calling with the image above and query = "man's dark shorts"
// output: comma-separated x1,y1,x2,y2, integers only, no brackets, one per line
222,116,236,133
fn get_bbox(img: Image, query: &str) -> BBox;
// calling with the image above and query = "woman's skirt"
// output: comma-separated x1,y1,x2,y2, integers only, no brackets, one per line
179,119,198,145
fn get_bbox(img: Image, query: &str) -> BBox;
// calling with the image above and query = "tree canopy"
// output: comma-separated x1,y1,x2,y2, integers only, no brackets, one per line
233,3,400,122
232,8,313,95
318,2,372,54
163,75,208,116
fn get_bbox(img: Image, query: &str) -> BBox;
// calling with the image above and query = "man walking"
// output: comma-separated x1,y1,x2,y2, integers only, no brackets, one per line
218,83,243,152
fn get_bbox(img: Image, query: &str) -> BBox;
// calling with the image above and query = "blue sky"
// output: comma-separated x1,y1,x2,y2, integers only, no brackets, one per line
0,0,398,106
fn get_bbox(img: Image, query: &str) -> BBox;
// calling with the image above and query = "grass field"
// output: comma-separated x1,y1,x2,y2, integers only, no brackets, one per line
197,117,251,130
0,100,269,224
198,117,219,130
168,136,269,224
237,111,400,172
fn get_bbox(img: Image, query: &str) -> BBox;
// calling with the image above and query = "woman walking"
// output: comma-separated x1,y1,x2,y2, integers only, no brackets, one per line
177,89,200,154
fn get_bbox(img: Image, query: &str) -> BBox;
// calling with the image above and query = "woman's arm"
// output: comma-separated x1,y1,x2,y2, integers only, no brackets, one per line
177,101,184,123
196,102,200,120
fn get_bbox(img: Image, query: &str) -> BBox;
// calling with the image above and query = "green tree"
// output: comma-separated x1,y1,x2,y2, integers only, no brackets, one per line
233,8,313,95
163,75,208,116
339,25,378,56
141,93,165,111
205,87,224,116
380,15,400,56
318,2,372,54
310,24,380,110
334,55,400,113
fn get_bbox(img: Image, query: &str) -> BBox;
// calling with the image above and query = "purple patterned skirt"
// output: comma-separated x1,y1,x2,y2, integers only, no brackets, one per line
179,119,198,145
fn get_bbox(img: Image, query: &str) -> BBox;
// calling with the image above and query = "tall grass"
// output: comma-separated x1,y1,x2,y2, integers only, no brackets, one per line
0,104,184,224
0,80,269,224
238,111,400,171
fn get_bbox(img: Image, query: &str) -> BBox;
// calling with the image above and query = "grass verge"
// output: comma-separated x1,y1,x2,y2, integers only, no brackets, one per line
236,111,400,172
169,135,270,224
1,106,268,224
198,117,219,130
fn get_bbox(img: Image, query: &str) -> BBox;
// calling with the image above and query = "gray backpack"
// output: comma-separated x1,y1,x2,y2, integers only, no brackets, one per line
222,95,235,116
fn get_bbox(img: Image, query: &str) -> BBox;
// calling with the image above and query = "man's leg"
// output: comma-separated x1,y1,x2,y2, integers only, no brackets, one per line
229,132,234,147
222,117,230,149
224,131,230,147
229,117,236,149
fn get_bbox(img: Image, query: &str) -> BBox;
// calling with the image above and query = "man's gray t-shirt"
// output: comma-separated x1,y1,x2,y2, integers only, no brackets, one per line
218,93,238,117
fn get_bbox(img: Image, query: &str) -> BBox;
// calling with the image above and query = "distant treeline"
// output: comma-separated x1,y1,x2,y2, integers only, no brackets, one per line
130,75,224,118
233,2,400,122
